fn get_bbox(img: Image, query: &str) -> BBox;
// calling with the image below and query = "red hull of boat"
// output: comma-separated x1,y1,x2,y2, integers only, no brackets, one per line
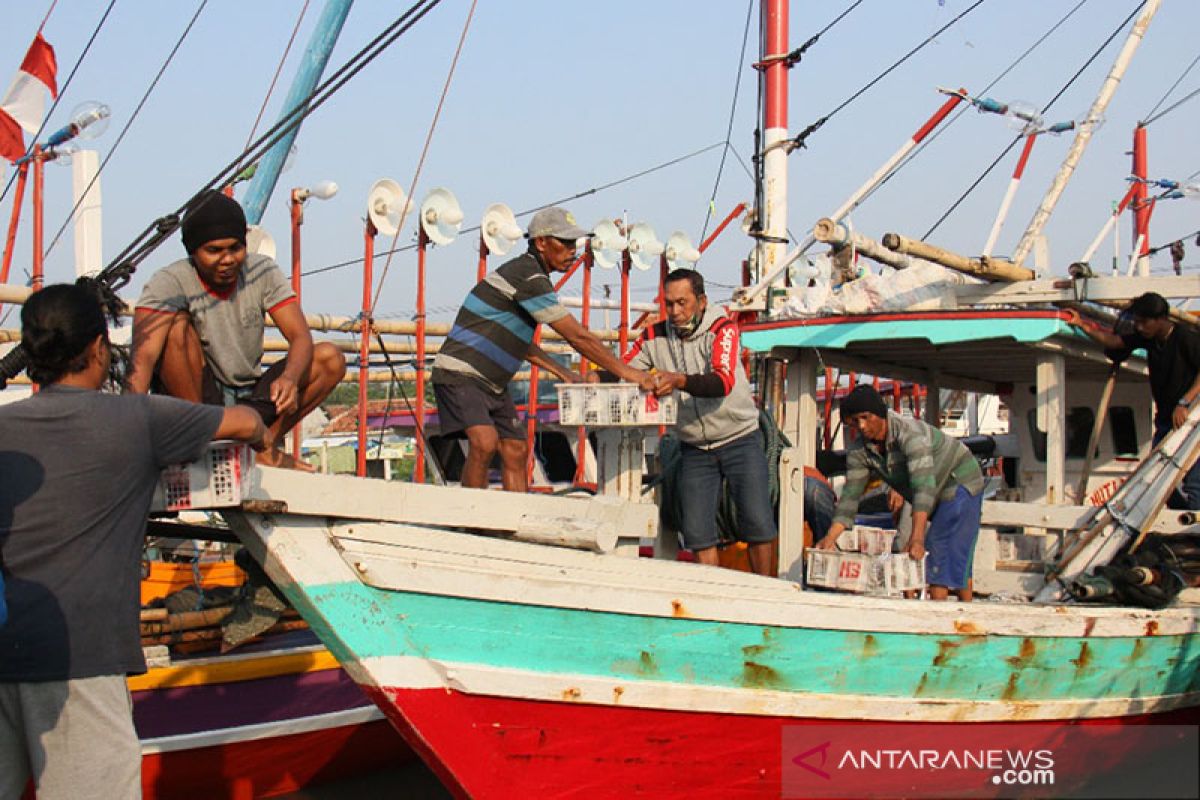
363,685,1199,799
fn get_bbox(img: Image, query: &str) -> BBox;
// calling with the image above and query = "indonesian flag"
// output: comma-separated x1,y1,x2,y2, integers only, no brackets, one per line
0,35,58,163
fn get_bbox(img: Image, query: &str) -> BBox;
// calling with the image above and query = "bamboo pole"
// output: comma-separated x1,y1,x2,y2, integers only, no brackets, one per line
1011,0,1161,265
812,218,916,270
881,232,1034,281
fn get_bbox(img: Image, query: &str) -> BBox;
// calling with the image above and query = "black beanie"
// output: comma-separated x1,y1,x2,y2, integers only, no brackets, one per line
181,190,247,254
840,384,889,419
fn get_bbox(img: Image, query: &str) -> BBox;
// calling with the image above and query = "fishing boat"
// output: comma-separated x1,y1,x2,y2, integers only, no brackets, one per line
4,0,1200,797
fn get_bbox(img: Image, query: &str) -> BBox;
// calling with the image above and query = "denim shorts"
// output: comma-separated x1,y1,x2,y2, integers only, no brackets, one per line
678,430,778,551
924,485,983,590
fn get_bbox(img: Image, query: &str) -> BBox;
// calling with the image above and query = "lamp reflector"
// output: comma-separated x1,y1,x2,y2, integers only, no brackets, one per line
366,178,409,236
627,223,664,271
420,187,464,246
481,203,522,256
590,219,627,270
664,231,701,271
246,225,277,260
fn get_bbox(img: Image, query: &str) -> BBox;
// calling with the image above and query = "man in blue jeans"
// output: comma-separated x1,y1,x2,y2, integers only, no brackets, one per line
620,269,778,575
1065,293,1200,509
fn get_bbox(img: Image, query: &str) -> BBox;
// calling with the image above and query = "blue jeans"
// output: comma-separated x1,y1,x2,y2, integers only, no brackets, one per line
678,431,778,551
1153,419,1200,510
804,477,836,542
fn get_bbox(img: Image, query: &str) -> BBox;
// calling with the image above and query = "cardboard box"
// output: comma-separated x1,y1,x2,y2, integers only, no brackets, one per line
856,525,896,556
806,548,926,596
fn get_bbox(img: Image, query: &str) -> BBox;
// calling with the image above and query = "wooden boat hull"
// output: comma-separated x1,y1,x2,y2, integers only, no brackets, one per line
131,642,412,799
222,493,1200,799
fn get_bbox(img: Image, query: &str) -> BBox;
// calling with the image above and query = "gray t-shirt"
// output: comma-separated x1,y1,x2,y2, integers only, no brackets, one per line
0,386,222,681
136,254,296,387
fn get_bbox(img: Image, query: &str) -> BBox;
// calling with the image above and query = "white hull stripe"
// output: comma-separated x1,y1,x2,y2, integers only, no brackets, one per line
345,654,1199,723
139,706,385,755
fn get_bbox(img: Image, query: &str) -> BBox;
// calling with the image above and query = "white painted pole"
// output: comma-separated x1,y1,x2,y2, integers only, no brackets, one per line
1012,0,1161,266
982,134,1038,257
71,149,102,278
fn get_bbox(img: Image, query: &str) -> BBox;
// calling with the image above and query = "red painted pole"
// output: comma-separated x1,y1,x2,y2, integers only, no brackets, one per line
699,202,748,254
822,367,834,449
414,228,429,484
289,191,304,458
574,246,593,486
477,231,488,283
619,252,631,356
0,163,29,290
31,149,44,291
1132,125,1150,273
357,221,375,478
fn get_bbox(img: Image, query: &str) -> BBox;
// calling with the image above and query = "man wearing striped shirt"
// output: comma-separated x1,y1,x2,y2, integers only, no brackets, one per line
432,207,653,492
815,385,984,601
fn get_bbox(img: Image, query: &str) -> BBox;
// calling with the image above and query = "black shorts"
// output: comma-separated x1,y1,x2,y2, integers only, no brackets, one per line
199,360,288,428
433,379,524,440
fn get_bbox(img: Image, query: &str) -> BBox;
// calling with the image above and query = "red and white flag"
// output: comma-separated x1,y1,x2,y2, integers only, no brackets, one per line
0,34,58,163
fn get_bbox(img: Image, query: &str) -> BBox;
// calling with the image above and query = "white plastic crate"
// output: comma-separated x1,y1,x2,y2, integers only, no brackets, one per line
151,441,253,512
556,383,677,427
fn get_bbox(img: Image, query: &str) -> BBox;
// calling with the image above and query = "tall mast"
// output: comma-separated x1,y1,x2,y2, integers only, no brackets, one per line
1011,0,1160,269
759,0,788,290
242,0,355,224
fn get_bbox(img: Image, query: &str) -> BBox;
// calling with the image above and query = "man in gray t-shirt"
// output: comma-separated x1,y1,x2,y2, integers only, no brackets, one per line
127,191,346,468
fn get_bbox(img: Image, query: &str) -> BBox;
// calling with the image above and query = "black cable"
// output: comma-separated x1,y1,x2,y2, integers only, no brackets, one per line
301,141,724,278
922,1,1143,240
780,0,864,67
1149,228,1200,255
699,0,753,242
44,0,210,259
1142,51,1200,123
1,0,444,386
371,328,437,482
53,0,443,271
788,0,987,152
1141,84,1200,127
856,0,1090,209
0,0,117,206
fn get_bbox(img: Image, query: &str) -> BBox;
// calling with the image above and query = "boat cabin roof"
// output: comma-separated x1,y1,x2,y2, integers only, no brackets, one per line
741,309,1146,392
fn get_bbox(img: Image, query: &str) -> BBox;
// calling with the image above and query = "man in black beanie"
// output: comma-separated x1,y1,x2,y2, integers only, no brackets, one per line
127,190,346,468
815,385,984,602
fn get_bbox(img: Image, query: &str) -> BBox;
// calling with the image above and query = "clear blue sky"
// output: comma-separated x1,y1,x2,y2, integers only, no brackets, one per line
2,0,1198,324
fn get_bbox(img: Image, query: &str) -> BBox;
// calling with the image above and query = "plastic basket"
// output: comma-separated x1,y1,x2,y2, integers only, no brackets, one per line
556,383,677,427
152,441,253,512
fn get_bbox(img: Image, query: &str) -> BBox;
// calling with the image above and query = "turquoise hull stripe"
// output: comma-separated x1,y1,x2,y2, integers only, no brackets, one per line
293,580,1200,703
741,318,1068,352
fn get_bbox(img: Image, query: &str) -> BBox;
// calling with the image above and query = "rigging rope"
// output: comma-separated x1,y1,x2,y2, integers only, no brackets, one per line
699,0,754,242
855,0,1091,210
787,0,987,152
1141,83,1200,127
243,0,312,152
44,0,211,259
1,0,445,384
0,0,118,206
1142,50,1200,123
371,0,477,315
922,0,1144,240
300,141,724,279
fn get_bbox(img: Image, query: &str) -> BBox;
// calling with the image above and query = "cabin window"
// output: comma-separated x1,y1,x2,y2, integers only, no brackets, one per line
1108,406,1139,456
1026,406,1098,462
1065,406,1095,459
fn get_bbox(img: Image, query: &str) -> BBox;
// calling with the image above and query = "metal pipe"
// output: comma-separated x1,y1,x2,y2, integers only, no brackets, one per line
1132,125,1151,276
31,148,44,290
414,227,428,484
242,0,354,223
289,190,304,457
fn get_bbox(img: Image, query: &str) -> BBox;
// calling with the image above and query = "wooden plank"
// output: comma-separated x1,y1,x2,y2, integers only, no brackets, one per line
955,275,1200,305
1037,353,1067,504
244,467,658,544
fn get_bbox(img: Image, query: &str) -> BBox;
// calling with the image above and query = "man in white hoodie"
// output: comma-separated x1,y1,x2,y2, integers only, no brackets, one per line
622,268,778,575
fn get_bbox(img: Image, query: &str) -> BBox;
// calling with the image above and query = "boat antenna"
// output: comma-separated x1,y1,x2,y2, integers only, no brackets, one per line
0,0,445,388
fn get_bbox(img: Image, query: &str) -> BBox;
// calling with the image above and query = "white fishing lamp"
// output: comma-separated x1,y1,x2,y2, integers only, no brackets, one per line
660,230,701,317
478,203,523,280
590,219,627,270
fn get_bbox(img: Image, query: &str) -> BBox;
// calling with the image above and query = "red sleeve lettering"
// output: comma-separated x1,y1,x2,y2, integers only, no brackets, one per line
708,318,738,396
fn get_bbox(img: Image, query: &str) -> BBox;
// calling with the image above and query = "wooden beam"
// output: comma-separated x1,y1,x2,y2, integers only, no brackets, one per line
956,275,1200,305
1036,353,1066,504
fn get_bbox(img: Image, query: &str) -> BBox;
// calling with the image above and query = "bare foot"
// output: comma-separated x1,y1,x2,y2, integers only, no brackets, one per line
255,447,316,472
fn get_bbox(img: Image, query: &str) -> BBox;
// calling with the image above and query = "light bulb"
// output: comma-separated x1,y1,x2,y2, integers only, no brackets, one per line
309,180,338,200
70,101,111,140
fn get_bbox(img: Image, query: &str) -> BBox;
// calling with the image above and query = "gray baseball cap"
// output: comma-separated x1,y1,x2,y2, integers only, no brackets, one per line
526,206,590,240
